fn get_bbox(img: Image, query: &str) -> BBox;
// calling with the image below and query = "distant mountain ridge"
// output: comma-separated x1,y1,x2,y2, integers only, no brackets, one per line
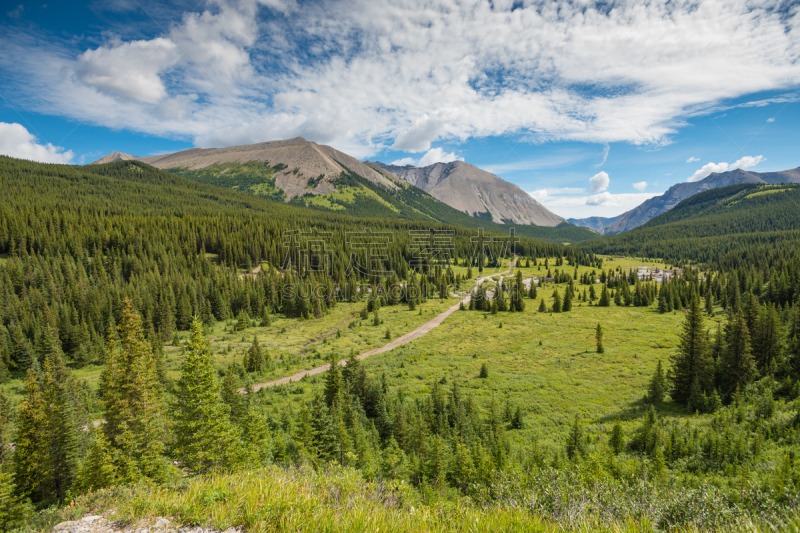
567,215,620,234
367,160,564,227
90,140,598,242
90,137,399,200
604,166,800,234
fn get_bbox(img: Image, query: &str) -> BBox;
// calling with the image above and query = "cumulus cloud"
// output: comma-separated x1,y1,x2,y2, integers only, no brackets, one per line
418,147,463,167
76,38,181,104
589,171,610,193
586,192,617,206
688,155,765,182
632,181,648,191
2,0,800,157
686,156,700,163
390,157,416,166
0,122,74,163
767,118,775,122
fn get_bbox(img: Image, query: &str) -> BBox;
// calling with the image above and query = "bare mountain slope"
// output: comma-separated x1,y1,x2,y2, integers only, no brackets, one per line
367,160,564,227
604,166,800,234
90,138,398,201
89,152,141,164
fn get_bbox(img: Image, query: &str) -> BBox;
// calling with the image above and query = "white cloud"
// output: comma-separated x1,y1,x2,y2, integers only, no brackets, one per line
686,156,700,163
390,157,416,166
76,38,181,104
2,0,800,157
586,192,617,206
767,118,775,122
589,171,610,193
688,155,765,182
529,185,660,218
632,181,648,191
418,147,463,167
594,144,610,168
0,122,74,164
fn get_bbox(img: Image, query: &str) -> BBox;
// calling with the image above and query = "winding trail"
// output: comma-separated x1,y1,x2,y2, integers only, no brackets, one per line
249,257,517,392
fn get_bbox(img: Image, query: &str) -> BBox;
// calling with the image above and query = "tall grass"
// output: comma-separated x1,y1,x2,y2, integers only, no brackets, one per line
24,465,799,533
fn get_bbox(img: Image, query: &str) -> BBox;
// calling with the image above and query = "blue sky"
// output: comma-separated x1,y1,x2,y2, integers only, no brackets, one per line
1,0,799,219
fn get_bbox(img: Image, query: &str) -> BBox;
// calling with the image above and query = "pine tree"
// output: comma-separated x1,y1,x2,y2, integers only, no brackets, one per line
40,344,80,502
172,318,242,474
100,300,168,483
479,363,489,378
324,352,341,407
451,439,474,491
669,293,713,404
647,360,666,403
244,335,264,373
609,422,624,454
565,414,585,460
13,371,48,504
220,364,247,425
13,338,81,505
0,472,28,532
563,284,573,312
719,310,757,400
596,323,604,354
235,310,251,331
72,429,118,495
598,284,610,307
752,304,783,375
538,297,546,312
552,290,562,313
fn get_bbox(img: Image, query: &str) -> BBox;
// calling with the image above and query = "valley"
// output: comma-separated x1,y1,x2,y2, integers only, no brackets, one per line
0,157,798,533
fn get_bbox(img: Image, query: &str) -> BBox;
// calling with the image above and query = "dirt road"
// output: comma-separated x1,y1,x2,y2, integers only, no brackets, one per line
248,258,517,392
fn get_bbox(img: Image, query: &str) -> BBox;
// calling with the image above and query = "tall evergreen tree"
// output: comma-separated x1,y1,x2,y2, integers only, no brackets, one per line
752,304,783,375
647,360,667,404
244,335,264,373
172,318,241,474
596,323,604,354
718,310,757,400
669,293,713,404
565,414,585,460
324,352,342,408
598,284,610,307
100,300,168,483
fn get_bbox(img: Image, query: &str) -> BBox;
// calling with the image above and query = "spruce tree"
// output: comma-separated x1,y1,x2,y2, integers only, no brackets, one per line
244,335,264,373
324,352,341,407
538,297,546,312
752,304,782,375
647,360,666,403
565,414,585,460
72,429,118,495
13,371,47,504
552,290,562,313
609,422,624,454
220,364,247,425
563,284,573,312
719,310,757,400
596,323,604,354
0,472,28,532
598,284,610,307
669,293,712,404
100,300,168,483
172,318,242,474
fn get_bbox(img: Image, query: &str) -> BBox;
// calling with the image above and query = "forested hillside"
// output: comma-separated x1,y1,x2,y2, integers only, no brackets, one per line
577,184,800,266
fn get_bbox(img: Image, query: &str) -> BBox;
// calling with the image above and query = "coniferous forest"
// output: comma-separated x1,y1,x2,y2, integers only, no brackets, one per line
1,157,799,532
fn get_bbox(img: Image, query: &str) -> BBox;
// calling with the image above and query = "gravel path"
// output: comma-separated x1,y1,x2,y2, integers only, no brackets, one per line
249,258,517,392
